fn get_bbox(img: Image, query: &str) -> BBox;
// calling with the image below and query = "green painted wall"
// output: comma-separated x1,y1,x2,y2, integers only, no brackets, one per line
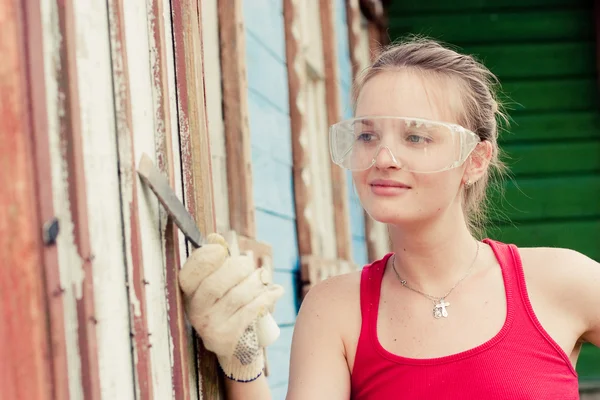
388,0,600,382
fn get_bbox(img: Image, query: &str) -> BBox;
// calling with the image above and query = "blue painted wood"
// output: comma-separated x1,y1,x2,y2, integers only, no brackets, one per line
352,237,369,266
243,1,299,394
255,209,299,272
245,32,290,114
335,0,352,87
266,325,294,388
243,0,286,62
339,81,354,119
271,271,298,326
248,90,292,166
252,147,296,219
270,384,288,400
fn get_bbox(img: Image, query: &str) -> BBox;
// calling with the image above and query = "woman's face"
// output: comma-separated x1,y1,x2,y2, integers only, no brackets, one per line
352,70,470,226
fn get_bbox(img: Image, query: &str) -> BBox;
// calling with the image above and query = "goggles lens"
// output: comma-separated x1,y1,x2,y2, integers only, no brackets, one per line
329,116,480,173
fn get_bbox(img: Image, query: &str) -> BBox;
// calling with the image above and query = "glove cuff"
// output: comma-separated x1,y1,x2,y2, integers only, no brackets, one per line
218,352,265,382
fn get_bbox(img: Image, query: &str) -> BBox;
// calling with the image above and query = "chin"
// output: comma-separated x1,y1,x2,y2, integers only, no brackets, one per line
363,202,420,225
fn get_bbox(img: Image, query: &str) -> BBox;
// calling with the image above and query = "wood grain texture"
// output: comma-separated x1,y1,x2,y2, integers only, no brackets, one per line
106,0,154,397
284,0,313,257
149,0,204,397
54,0,102,397
320,0,353,261
346,0,391,262
23,0,71,397
0,2,53,398
219,0,255,239
202,0,231,234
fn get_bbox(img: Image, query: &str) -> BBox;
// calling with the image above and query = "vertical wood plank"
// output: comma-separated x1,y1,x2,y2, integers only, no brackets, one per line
202,0,231,234
106,0,155,398
346,0,391,262
171,1,223,399
118,0,175,397
319,0,353,262
367,21,383,61
283,0,313,257
148,0,202,398
53,1,102,397
346,0,362,81
0,2,53,399
23,0,71,398
219,0,255,239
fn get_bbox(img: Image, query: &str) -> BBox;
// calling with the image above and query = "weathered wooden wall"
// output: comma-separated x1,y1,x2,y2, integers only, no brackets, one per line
2,1,390,399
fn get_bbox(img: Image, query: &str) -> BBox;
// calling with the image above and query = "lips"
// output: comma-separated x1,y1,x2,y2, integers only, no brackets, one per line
369,179,411,189
369,179,411,196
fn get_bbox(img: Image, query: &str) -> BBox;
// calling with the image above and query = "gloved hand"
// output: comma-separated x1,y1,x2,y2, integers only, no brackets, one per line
179,233,284,382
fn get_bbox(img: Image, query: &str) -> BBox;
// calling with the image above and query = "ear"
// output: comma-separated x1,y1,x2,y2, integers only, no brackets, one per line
463,140,493,184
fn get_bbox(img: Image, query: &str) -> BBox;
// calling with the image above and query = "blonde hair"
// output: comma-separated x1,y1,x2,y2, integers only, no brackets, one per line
354,37,509,237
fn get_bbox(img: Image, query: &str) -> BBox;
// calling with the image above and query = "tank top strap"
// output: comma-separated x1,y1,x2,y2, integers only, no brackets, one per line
359,253,393,341
483,239,517,300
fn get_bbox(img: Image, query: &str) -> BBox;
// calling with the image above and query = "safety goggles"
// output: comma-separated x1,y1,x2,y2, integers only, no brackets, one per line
329,116,481,173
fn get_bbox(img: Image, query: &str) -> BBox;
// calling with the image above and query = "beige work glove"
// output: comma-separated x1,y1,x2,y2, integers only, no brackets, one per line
179,233,284,382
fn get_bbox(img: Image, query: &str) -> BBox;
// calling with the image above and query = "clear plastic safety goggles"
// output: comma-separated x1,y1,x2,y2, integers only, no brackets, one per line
329,116,481,173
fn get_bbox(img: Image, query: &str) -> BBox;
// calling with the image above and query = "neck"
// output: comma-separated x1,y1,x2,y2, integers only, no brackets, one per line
388,208,479,295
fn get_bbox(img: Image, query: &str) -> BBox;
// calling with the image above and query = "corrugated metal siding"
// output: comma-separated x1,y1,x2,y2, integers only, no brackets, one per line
243,0,298,395
388,0,600,383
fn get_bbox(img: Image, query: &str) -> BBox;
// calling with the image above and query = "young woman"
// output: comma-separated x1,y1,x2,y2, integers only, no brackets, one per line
179,38,600,399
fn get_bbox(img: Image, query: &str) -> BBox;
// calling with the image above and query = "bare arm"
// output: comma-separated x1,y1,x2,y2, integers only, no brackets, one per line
224,374,271,400
524,247,600,348
572,251,600,346
286,275,356,400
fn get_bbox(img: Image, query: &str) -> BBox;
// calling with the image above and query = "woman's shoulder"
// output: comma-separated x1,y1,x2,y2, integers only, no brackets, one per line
517,245,599,342
302,254,389,311
516,245,597,289
517,245,597,274
301,270,362,314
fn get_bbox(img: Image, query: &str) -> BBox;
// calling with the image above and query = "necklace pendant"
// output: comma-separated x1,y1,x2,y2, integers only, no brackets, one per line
433,299,450,319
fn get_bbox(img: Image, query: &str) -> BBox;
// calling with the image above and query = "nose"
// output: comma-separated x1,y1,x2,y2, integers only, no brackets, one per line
373,146,401,169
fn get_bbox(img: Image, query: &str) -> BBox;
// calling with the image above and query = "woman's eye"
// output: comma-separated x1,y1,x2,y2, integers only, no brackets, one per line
357,133,375,142
406,134,430,144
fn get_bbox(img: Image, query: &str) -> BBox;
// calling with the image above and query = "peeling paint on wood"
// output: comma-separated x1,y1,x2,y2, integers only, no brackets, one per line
117,0,178,398
45,0,103,398
345,4,391,261
320,0,353,262
41,0,85,396
0,2,53,398
284,0,312,257
23,0,71,397
106,0,155,398
172,1,223,398
202,0,230,234
148,0,199,398
219,0,255,240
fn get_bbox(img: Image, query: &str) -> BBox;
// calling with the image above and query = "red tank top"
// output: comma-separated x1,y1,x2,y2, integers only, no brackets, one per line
351,239,579,399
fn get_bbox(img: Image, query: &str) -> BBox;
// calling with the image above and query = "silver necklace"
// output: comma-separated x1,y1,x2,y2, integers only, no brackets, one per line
391,241,480,319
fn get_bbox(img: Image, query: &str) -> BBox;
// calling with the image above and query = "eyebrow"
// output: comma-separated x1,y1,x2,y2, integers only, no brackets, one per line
352,119,374,128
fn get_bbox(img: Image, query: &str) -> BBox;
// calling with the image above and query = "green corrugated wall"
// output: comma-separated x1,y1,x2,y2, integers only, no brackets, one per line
388,0,600,382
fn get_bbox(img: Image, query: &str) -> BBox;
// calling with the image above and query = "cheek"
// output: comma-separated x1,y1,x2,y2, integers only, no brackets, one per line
351,171,371,200
415,172,462,204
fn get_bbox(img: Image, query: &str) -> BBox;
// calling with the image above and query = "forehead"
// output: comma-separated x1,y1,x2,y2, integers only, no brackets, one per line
354,70,463,124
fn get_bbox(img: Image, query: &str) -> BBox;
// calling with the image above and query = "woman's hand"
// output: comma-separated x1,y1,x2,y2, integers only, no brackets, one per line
179,233,284,381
